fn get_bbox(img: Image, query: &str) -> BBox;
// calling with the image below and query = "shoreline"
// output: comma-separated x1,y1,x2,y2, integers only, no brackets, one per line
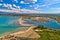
0,26,40,39
18,17,34,26
0,17,40,39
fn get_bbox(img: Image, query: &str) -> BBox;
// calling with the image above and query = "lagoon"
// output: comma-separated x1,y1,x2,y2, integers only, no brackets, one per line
0,16,29,35
24,18,60,29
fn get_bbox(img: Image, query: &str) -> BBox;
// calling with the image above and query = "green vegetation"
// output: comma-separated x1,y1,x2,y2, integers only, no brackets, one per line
20,14,60,40
1,14,60,40
21,14,60,40
35,25,60,40
5,14,59,23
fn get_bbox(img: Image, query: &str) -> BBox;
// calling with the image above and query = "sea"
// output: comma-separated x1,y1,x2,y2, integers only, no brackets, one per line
0,15,29,36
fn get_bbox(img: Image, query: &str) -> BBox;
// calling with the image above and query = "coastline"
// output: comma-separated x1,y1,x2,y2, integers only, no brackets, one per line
0,27,29,36
18,17,34,26
11,17,40,38
0,17,40,39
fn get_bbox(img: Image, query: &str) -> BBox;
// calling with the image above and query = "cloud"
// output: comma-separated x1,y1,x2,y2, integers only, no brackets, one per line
40,0,60,13
31,0,60,9
20,0,37,4
46,8,60,13
0,7,60,13
0,0,3,2
20,1,25,4
0,8,40,13
0,0,60,13
0,3,39,13
14,0,18,3
0,3,20,10
0,9,20,13
0,3,21,13
34,0,37,2
0,3,2,6
28,0,60,13
24,0,36,2
13,4,17,7
20,9,39,13
40,0,60,7
36,7,60,13
2,4,12,9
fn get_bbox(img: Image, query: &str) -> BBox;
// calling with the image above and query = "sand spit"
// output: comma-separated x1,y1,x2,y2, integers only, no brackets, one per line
19,17,33,26
11,26,40,38
0,17,40,40
0,26,40,40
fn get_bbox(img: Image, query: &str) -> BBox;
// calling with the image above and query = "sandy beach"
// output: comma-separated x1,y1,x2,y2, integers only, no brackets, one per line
0,17,40,40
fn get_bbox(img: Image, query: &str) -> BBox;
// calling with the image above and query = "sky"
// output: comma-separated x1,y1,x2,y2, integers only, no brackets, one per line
0,0,60,14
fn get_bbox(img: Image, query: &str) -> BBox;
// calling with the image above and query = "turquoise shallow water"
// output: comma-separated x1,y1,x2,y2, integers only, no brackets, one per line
0,15,60,35
24,19,60,29
0,16,29,35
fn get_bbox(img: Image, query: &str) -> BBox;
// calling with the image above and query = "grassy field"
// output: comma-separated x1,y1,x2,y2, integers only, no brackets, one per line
34,25,60,40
